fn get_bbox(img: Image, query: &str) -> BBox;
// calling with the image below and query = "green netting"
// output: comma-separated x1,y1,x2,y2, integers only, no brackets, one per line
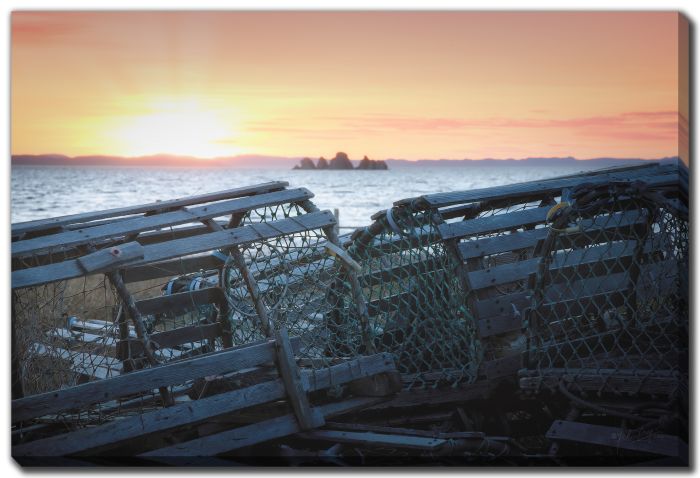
524,180,688,395
220,201,342,366
331,205,482,390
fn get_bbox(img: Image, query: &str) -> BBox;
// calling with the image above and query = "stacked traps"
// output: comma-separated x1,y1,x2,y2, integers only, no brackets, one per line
337,204,482,390
521,178,689,399
333,161,684,393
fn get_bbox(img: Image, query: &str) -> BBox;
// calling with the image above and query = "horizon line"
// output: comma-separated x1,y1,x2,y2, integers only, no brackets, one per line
11,153,679,163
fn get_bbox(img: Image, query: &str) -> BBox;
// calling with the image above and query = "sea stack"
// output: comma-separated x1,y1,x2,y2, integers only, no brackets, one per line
328,152,354,170
293,157,316,170
356,155,389,170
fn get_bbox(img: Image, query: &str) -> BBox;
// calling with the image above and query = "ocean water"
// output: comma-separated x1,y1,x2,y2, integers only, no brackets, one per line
11,164,607,230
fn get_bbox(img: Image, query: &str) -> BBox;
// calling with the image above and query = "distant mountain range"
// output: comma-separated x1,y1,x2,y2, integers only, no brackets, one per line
11,153,680,168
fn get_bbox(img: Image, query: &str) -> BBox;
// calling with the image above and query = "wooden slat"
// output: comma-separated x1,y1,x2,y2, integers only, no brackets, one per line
361,256,443,287
468,240,655,290
302,353,395,391
12,210,336,289
299,429,447,450
473,255,676,324
76,242,145,273
367,380,492,409
11,181,289,237
139,396,385,457
11,223,231,271
458,209,647,260
12,354,396,457
546,420,688,458
439,206,552,241
273,327,324,430
134,287,226,316
321,422,485,440
519,369,680,396
419,163,676,208
122,254,225,284
121,323,223,357
13,188,313,258
12,338,300,423
473,268,641,320
12,354,396,456
536,289,629,319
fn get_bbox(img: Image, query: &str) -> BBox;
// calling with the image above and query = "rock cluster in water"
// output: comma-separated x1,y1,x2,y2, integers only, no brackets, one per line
293,152,388,170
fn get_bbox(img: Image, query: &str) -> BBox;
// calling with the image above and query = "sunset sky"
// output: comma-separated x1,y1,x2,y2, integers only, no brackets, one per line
11,11,686,160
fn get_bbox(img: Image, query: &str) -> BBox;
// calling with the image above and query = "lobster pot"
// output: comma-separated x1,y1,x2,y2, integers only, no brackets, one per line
10,182,343,428
220,200,344,366
336,205,481,390
523,181,689,397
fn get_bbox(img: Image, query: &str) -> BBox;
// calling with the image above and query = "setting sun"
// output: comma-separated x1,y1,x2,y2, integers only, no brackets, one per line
108,98,239,158
11,12,685,160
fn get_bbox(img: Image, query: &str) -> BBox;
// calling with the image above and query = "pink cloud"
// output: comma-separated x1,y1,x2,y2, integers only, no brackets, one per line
240,110,680,147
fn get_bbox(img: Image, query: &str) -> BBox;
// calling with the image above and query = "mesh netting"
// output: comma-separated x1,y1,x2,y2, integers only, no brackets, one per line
221,201,341,365
12,277,123,397
332,205,482,390
524,180,688,395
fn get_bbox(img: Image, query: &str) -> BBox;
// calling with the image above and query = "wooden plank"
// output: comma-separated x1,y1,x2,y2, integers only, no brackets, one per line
366,380,492,409
458,209,646,260
546,420,688,458
273,327,324,430
121,323,223,357
472,264,664,321
419,164,676,208
322,422,485,440
303,353,396,391
76,242,145,273
519,369,680,396
12,353,396,457
11,181,289,237
536,289,629,319
12,188,313,258
134,287,226,316
11,223,229,271
361,256,443,287
299,429,447,451
139,396,385,457
122,253,225,284
439,206,552,241
467,240,655,291
12,338,300,423
12,210,336,289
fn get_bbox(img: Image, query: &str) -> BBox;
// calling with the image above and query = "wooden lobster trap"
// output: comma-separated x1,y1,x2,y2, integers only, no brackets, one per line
11,181,399,463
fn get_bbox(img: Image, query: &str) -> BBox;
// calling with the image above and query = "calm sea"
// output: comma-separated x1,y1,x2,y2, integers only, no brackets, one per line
11,164,607,230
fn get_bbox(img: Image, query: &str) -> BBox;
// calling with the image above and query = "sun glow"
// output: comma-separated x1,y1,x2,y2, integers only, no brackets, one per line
110,99,239,158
